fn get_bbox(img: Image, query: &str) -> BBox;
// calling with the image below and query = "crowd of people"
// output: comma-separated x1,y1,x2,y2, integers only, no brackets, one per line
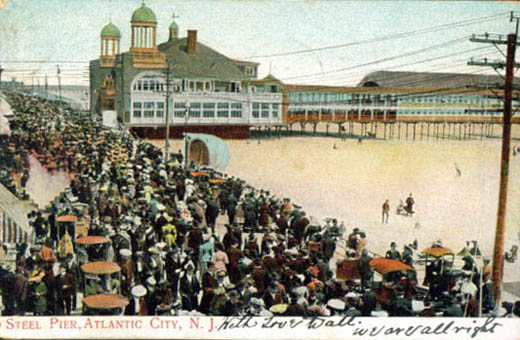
0,93,519,318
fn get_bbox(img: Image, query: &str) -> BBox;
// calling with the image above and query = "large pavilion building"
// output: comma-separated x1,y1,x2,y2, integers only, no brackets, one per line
90,4,282,139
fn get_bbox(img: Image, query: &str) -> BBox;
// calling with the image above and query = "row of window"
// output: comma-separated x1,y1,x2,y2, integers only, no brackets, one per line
132,77,242,94
288,91,502,106
403,95,500,105
132,101,164,118
132,101,283,120
252,102,279,119
289,92,398,105
399,110,500,115
133,79,165,92
171,102,244,119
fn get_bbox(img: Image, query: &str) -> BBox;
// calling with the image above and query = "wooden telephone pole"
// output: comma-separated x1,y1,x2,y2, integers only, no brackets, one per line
468,32,517,305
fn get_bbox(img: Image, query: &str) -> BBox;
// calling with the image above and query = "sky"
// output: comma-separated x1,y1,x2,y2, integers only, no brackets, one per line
0,0,519,86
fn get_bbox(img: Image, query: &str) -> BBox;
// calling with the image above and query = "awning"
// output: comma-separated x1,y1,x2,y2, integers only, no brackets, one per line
369,258,415,275
422,247,454,257
82,294,129,309
76,236,110,245
81,262,121,275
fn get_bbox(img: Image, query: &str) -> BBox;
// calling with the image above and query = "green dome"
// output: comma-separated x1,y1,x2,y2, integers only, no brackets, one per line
100,22,121,37
131,4,157,23
169,20,179,30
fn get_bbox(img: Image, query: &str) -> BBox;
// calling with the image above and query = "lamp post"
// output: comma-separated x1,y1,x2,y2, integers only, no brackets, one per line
183,102,190,169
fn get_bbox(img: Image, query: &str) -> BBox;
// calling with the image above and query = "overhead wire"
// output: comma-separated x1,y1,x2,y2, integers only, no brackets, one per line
280,36,471,82
245,12,509,59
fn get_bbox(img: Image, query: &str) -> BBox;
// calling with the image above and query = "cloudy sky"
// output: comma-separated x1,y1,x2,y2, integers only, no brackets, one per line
0,0,518,86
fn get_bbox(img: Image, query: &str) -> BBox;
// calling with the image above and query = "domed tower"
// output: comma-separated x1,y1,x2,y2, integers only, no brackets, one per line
100,22,121,67
130,3,158,51
169,18,179,42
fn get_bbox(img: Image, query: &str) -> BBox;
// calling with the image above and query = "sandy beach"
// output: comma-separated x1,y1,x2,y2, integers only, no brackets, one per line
149,135,520,285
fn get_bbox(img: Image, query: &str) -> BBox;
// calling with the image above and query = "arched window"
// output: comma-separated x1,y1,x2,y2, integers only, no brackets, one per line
131,72,166,93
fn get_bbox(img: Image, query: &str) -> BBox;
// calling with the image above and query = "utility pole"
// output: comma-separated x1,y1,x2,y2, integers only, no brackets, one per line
0,63,4,90
184,102,190,169
56,65,62,104
45,74,48,100
468,32,517,306
164,64,172,164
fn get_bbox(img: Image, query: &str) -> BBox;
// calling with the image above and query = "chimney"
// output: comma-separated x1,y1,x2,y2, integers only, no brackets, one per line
187,30,197,54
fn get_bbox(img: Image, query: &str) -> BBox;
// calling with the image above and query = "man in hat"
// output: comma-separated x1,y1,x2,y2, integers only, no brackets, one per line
119,249,134,296
250,261,268,294
382,199,390,223
347,228,359,250
244,233,259,258
187,225,203,258
226,241,244,284
358,249,374,290
58,267,75,315
226,192,238,225
198,262,218,314
205,195,220,233
179,262,200,311
405,193,415,216
385,242,401,260
144,276,161,316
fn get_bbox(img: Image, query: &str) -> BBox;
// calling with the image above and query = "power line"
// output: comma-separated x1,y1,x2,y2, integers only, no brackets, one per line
245,12,509,59
303,45,496,85
281,36,470,81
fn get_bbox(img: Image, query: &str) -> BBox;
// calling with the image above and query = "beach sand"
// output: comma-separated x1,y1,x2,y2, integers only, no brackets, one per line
151,135,520,288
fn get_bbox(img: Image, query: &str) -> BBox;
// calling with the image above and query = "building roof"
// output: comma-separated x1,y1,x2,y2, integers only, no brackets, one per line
158,38,246,80
358,70,516,89
131,4,157,23
0,183,31,236
101,22,121,38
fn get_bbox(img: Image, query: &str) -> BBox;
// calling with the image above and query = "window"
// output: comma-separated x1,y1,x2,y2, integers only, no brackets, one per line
203,110,215,118
133,102,142,118
261,103,270,117
231,103,242,109
144,102,155,118
231,110,242,118
203,102,215,109
174,102,185,109
272,103,279,118
252,102,260,118
189,110,201,118
217,102,229,118
191,102,201,109
156,102,164,118
246,66,254,76
218,110,229,118
174,110,185,118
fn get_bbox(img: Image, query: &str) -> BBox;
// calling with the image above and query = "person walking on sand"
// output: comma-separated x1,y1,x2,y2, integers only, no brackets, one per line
405,193,415,216
455,163,461,177
382,199,390,224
